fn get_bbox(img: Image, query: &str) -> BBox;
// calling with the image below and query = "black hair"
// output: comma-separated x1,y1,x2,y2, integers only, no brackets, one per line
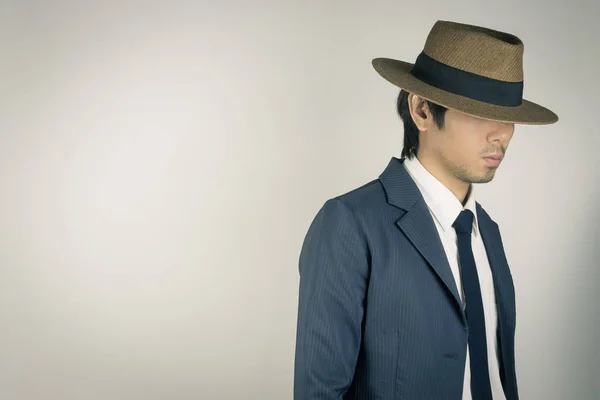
397,89,448,159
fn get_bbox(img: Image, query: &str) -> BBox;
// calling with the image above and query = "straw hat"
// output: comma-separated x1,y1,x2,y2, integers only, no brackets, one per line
372,20,558,124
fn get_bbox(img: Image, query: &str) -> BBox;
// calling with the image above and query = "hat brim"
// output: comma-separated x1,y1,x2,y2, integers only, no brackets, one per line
372,58,558,125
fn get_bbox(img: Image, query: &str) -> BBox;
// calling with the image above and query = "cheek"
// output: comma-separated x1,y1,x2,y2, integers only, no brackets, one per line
440,131,480,161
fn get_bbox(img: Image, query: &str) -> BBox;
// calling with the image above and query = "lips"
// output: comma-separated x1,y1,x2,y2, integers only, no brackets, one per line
484,154,502,161
483,156,502,167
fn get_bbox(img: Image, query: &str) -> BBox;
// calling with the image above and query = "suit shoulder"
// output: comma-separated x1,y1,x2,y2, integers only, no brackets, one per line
330,179,385,210
315,179,390,226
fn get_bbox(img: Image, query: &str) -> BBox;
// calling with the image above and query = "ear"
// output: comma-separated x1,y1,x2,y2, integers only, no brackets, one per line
407,93,433,132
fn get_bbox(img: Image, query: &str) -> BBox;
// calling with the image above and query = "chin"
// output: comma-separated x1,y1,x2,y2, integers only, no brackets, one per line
479,176,495,184
473,172,495,184
460,168,495,184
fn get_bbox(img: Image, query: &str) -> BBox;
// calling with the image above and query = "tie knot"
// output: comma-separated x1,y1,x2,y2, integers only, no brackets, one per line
453,210,474,234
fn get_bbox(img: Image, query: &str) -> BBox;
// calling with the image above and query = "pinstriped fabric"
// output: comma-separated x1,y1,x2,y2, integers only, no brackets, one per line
294,157,518,400
396,200,465,320
294,194,371,399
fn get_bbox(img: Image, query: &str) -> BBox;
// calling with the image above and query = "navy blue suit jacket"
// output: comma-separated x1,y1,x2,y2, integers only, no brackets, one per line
294,157,518,399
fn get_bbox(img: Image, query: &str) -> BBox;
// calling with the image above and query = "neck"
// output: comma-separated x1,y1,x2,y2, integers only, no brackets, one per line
415,152,471,205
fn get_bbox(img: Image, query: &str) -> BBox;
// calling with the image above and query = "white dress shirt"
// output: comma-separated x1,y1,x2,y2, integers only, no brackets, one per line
403,156,506,400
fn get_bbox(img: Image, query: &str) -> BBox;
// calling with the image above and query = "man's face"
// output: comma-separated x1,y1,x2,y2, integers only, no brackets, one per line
421,107,515,185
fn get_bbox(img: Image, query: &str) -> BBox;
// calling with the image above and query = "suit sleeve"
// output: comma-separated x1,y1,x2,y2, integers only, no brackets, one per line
293,198,370,399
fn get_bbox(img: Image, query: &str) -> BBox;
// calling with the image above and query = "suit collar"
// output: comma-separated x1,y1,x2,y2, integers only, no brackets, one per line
379,157,502,323
378,157,422,211
403,155,479,235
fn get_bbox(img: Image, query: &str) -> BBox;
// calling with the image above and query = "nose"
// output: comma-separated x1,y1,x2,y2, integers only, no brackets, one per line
489,122,514,143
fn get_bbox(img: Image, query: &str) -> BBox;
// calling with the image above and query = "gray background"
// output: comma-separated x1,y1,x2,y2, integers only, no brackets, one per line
1,1,598,399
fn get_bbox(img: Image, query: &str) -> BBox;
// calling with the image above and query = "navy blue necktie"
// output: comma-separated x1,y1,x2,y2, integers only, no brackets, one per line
453,210,493,399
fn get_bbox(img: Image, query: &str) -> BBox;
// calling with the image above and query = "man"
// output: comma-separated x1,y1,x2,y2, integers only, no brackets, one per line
293,20,558,400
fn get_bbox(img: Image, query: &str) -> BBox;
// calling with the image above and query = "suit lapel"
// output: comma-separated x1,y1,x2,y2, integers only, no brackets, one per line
476,203,512,323
397,201,464,313
476,203,517,395
379,157,465,321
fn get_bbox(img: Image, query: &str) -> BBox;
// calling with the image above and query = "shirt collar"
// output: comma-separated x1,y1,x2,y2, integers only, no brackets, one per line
403,156,479,235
